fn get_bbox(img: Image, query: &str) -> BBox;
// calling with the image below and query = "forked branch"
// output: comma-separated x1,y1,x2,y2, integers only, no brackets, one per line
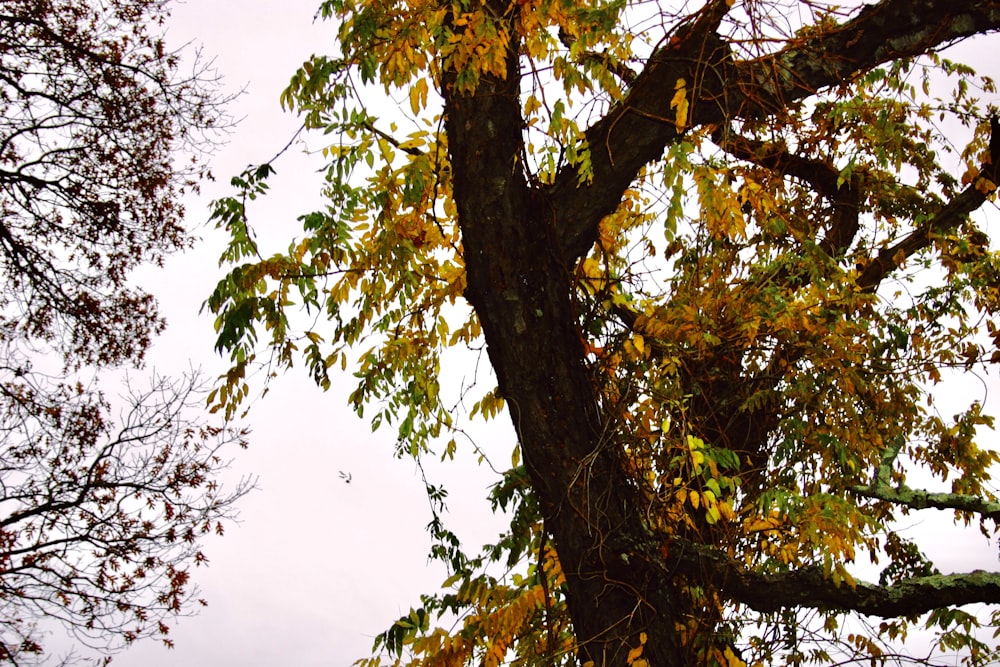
852,436,1000,520
549,0,1000,267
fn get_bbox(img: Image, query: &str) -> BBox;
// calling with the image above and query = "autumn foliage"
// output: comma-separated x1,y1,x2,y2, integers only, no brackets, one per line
0,1,246,663
211,0,1000,665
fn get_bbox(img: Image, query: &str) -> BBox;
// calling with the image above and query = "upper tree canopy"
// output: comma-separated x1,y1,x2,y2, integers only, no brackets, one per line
210,0,1000,665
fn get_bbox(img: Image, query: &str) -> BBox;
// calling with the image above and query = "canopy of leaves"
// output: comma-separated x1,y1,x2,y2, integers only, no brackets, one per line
210,0,1000,665
0,370,251,665
0,1,245,663
0,0,221,366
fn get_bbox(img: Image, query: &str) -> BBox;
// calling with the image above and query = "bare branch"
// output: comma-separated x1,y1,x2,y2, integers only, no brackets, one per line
0,364,253,659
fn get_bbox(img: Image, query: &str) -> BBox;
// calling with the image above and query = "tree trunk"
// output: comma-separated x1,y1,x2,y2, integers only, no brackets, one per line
442,27,694,667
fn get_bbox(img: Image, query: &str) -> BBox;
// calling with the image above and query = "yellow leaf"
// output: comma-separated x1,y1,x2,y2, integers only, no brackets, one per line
724,646,746,667
670,78,688,131
962,164,980,186
690,449,705,469
686,434,705,450
706,505,721,524
398,137,425,151
409,78,429,115
633,334,645,356
524,95,541,116
975,176,998,194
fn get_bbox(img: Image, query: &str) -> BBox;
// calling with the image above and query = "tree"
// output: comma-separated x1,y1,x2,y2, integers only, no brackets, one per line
0,369,250,665
0,0,246,663
0,0,218,364
210,0,1000,665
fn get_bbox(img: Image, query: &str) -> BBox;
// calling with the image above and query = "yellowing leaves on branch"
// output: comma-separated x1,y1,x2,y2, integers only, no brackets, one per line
208,0,1000,665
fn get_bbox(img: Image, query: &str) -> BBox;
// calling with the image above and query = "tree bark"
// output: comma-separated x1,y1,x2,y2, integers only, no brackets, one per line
440,0,1000,664
441,5,702,663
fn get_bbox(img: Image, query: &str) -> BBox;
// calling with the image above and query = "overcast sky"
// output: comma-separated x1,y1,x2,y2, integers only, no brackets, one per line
80,2,1000,666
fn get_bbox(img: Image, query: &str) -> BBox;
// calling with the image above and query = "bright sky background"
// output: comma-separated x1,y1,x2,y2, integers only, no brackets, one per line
68,2,1000,666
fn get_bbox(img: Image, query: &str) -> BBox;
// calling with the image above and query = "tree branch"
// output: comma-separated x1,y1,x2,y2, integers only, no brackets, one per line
558,28,639,86
655,535,1000,617
547,0,1000,266
549,0,734,262
851,436,1000,520
856,117,1000,291
712,127,862,262
857,484,1000,520
644,433,1000,617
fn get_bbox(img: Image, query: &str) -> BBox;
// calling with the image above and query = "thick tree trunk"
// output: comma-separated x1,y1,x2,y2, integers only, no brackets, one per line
445,129,691,667
441,23,693,667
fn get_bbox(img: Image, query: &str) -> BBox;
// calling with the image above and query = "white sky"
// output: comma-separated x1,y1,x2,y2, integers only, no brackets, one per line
75,2,1000,666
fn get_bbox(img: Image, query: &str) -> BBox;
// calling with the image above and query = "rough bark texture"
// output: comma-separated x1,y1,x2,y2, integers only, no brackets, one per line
442,16,690,665
440,0,1000,664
